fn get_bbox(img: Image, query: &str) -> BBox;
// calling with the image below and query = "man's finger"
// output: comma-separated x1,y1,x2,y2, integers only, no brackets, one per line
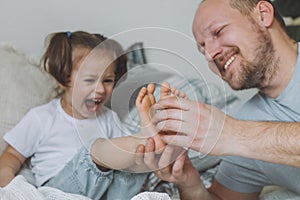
154,96,191,111
161,135,196,150
172,151,187,178
144,138,159,170
135,144,145,166
158,144,175,170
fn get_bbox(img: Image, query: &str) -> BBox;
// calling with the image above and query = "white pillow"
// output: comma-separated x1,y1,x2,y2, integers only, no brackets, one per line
0,44,57,154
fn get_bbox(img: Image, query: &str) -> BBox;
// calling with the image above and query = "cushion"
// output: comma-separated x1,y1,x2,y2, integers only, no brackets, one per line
0,175,91,200
0,44,57,154
259,185,300,200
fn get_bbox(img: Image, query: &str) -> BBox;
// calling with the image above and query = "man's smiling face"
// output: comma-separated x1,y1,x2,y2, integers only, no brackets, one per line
193,0,276,90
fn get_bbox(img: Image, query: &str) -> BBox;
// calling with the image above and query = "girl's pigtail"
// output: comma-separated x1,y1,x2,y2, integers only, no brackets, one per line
42,32,73,87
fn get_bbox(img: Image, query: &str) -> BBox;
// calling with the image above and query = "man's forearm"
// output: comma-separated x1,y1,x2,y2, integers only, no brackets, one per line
232,120,300,167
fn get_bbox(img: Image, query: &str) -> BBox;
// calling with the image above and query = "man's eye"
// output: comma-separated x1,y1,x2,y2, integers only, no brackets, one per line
214,26,224,37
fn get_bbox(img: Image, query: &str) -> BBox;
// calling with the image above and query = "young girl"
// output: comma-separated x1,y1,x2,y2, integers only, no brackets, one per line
0,31,171,200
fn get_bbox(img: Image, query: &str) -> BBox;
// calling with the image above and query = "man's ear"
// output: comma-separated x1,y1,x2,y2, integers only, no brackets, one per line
256,1,274,27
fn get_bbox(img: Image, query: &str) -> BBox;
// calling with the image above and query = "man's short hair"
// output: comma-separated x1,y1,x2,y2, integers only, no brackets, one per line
201,0,286,30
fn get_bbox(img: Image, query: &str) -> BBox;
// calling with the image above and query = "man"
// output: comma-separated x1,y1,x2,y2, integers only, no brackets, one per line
137,0,300,199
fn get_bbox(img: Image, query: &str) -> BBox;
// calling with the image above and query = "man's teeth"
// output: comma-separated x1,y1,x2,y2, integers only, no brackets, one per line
224,56,235,70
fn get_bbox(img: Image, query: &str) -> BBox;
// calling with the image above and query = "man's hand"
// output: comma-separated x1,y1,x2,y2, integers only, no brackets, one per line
135,137,204,199
152,96,241,156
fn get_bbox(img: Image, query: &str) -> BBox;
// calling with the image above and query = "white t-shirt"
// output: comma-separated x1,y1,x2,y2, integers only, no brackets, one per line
4,98,129,186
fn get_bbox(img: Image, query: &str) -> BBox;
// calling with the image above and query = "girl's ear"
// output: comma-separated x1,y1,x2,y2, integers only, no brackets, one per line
256,1,274,27
57,82,66,90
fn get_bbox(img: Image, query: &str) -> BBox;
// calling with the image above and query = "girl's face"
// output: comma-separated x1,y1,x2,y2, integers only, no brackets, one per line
61,48,116,119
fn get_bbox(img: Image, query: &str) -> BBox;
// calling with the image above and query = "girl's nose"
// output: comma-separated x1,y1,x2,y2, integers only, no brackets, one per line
95,81,105,94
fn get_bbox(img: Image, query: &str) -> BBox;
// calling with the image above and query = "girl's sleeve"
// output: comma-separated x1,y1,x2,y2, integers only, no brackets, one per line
108,110,132,138
3,110,43,157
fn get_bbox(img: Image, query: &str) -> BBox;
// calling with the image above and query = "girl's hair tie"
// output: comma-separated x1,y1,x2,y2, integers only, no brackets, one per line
66,31,72,38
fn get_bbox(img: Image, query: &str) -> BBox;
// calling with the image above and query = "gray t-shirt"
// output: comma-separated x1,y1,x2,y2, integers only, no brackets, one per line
215,43,300,194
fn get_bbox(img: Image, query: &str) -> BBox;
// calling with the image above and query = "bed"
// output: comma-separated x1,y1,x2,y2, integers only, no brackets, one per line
1,43,296,200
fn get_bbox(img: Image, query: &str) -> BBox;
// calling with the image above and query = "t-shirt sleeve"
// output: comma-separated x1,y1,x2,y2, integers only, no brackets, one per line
3,109,43,157
108,111,132,138
95,108,131,139
215,156,265,193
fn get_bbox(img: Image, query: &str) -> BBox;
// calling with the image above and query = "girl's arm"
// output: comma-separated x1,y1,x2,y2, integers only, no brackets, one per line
90,83,173,172
0,145,26,187
91,133,149,172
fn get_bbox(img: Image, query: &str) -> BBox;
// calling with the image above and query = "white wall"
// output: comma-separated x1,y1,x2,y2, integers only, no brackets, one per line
0,0,198,56
0,0,256,109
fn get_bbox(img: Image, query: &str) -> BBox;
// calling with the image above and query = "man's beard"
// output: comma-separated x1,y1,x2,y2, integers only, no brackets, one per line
224,19,278,90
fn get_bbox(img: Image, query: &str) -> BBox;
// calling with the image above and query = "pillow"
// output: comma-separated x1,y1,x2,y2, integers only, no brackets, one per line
0,44,57,154
126,42,147,70
106,42,149,112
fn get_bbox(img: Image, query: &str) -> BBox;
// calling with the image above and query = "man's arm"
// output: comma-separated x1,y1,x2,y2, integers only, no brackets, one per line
152,96,300,167
231,120,300,167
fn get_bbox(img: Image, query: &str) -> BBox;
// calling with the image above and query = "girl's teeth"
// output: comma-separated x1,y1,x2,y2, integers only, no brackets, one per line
94,99,102,104
224,56,235,70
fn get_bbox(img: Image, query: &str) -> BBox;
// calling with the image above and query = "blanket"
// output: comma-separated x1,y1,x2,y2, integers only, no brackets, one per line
0,175,90,200
0,175,171,200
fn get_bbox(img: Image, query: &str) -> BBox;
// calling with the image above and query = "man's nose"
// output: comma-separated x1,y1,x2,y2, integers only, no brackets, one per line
204,40,222,61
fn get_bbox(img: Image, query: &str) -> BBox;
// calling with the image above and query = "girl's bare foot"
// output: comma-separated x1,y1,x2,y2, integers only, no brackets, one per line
136,83,166,153
136,86,152,127
160,82,187,99
160,82,171,99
